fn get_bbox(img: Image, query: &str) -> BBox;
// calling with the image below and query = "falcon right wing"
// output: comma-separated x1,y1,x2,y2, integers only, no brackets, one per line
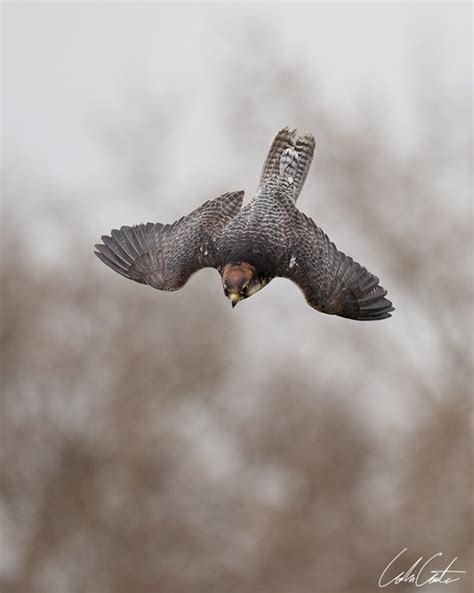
276,210,394,320
95,191,244,291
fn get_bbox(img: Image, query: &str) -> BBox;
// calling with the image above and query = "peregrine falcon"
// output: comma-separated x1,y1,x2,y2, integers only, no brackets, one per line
95,128,394,320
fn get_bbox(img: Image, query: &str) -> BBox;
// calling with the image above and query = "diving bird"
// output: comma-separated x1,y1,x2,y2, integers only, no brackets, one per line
95,128,394,320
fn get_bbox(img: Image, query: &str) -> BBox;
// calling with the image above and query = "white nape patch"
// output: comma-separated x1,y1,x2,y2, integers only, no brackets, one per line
288,176,294,184
289,255,297,269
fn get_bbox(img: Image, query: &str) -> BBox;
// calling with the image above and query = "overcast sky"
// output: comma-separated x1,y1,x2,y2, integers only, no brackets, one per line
1,1,472,442
3,2,471,192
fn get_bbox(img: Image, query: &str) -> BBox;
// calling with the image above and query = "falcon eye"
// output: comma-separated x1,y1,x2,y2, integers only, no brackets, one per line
240,285,248,296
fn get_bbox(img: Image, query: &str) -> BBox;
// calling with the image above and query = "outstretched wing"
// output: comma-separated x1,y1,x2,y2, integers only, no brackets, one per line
95,191,244,291
276,210,394,320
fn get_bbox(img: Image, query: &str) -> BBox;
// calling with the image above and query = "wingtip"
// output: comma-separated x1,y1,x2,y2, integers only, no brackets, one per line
355,293,395,321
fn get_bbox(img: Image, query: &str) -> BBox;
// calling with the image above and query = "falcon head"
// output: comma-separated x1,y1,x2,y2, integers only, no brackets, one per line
221,262,266,308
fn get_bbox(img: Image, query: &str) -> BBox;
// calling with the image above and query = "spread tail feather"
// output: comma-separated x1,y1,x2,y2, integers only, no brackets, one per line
259,128,315,202
292,133,315,199
259,127,297,189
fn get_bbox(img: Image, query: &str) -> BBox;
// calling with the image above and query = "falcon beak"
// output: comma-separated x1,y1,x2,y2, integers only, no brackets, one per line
229,294,239,308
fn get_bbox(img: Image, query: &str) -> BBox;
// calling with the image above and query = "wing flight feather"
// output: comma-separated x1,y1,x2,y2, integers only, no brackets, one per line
276,210,394,320
95,191,244,291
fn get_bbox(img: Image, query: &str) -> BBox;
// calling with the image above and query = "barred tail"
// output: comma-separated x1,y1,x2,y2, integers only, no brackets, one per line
259,128,315,202
259,127,297,189
292,133,315,200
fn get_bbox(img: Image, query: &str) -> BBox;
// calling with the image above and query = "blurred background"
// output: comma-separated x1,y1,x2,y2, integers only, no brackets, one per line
1,2,472,592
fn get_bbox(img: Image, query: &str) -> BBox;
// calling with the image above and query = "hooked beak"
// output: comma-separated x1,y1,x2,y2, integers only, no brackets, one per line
229,294,240,308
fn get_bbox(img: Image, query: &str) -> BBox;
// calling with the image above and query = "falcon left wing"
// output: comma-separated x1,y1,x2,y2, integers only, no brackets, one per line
276,210,394,320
